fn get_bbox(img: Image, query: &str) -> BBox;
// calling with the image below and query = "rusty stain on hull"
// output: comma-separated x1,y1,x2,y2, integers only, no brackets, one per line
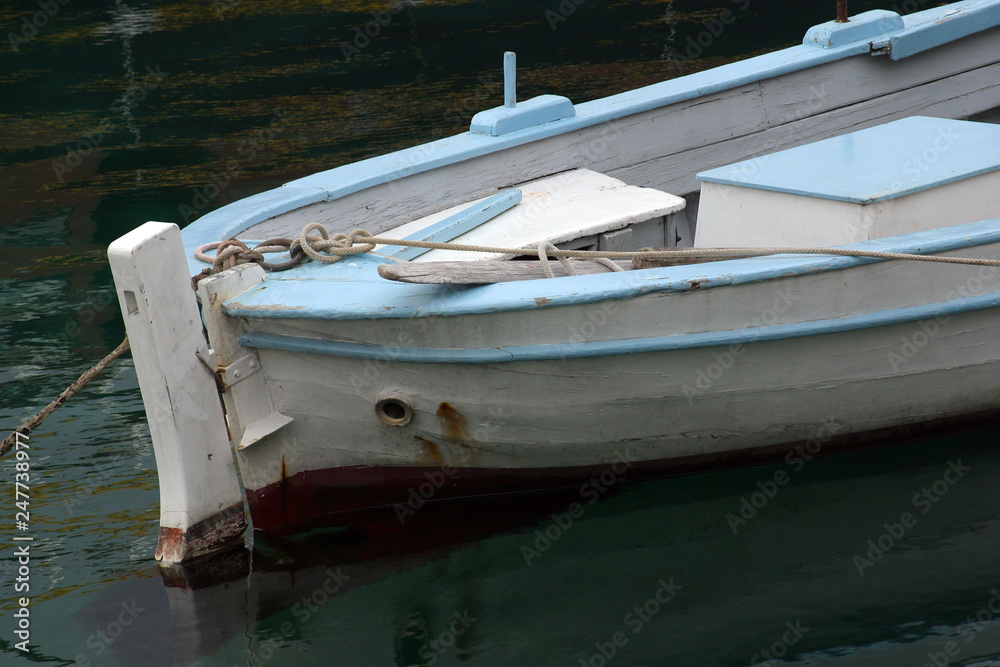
436,402,479,465
415,436,446,464
437,402,471,444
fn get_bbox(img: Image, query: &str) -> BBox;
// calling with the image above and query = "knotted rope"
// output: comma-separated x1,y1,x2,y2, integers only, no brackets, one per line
296,224,377,263
192,238,306,288
194,223,1000,271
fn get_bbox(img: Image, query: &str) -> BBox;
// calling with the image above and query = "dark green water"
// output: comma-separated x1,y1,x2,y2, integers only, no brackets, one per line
3,0,1000,665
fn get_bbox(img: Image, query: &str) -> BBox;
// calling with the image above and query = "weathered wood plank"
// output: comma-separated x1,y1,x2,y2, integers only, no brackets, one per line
377,250,752,284
108,222,247,563
377,259,633,284
631,251,752,269
758,27,1000,124
612,60,1000,198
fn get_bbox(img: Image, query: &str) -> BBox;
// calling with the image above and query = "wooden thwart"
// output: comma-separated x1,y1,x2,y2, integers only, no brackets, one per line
378,259,629,284
631,250,751,269
377,250,751,284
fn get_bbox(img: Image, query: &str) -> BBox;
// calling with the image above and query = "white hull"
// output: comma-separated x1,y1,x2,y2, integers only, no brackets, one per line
231,241,1000,497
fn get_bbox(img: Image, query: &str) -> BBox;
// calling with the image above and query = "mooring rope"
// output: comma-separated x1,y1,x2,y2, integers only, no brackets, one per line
194,223,1000,274
1,337,131,457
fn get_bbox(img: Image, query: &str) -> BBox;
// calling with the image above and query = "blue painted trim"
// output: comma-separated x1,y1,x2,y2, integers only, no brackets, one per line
240,292,1000,364
182,185,326,276
241,332,514,363
803,10,903,49
392,189,522,260
888,0,1000,60
470,95,577,136
503,51,516,108
222,218,1000,320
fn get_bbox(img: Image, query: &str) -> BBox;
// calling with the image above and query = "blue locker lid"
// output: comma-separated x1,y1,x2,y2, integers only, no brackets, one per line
697,116,1000,204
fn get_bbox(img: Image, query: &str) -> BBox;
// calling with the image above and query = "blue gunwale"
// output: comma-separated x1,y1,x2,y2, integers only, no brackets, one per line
239,291,1000,364
222,218,1000,320
179,0,1000,276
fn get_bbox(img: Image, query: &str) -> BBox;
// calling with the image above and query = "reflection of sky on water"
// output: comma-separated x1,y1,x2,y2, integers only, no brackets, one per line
94,2,160,43
96,2,161,153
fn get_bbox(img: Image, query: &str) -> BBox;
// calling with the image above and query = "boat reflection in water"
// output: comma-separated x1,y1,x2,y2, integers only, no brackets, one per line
86,426,1000,666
